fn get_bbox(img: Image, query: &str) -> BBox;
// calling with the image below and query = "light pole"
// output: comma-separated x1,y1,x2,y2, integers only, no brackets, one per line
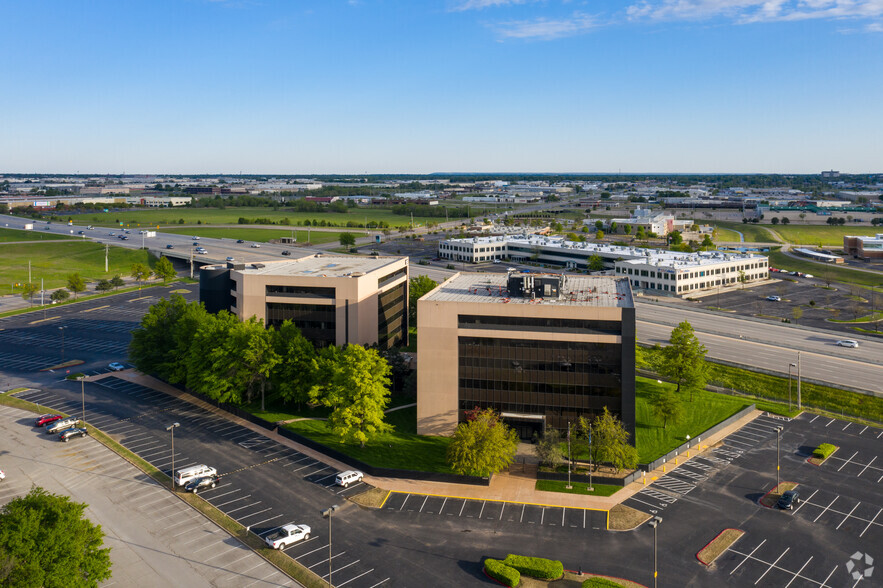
58,326,66,364
80,377,86,427
788,363,796,412
165,422,180,491
796,352,802,410
775,426,783,487
648,516,662,588
566,422,572,490
322,505,339,587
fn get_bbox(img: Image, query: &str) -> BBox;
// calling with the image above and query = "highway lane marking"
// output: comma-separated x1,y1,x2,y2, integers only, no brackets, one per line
82,305,109,313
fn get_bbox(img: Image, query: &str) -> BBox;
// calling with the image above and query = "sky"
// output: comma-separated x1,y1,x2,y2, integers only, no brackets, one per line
1,0,881,175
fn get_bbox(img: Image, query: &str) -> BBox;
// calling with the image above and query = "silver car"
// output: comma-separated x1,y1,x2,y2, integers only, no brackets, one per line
46,418,80,434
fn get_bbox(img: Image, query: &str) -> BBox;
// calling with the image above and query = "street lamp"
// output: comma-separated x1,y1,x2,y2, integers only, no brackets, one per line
775,426,783,488
58,326,66,363
165,423,180,491
648,516,662,588
322,505,339,587
796,351,802,410
80,377,86,427
788,363,796,412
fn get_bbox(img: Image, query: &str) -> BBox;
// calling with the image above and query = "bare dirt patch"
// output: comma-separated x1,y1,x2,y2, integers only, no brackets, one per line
759,482,799,508
608,504,651,531
349,487,390,508
697,528,745,566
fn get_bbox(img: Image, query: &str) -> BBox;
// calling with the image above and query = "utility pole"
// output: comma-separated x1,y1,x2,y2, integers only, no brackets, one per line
189,247,193,279
105,243,109,272
796,351,802,410
566,422,572,489
28,260,31,283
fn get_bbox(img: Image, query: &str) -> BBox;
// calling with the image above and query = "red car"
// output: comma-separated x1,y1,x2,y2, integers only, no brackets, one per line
35,414,64,427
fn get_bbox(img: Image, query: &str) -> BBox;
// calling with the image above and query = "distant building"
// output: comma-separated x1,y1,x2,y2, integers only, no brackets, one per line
821,170,841,178
417,272,635,440
843,234,883,260
593,207,694,237
199,255,409,349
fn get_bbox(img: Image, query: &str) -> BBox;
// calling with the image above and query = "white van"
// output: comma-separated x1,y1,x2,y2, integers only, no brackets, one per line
335,470,364,488
174,464,217,487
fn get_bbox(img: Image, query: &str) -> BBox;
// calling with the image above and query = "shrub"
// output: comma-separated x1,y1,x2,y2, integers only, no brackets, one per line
502,554,564,580
583,578,624,588
813,443,837,459
484,558,520,587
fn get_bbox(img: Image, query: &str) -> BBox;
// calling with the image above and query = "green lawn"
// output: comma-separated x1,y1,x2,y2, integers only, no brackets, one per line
712,226,743,242
0,241,157,290
159,227,365,245
767,249,883,288
0,227,75,242
534,480,621,497
69,207,452,229
711,221,780,243
771,224,881,246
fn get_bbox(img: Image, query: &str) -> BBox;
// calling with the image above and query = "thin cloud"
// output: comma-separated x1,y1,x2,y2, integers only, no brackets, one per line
626,0,883,24
493,12,596,39
452,0,532,11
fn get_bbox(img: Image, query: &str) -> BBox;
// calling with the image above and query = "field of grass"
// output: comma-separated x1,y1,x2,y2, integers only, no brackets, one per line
712,226,744,242
0,241,157,290
0,227,75,242
159,227,366,245
771,225,881,246
64,207,452,228
767,249,883,288
711,221,780,243
534,480,621,497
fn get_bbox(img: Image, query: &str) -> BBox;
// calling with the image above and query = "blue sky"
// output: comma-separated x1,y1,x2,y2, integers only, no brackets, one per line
1,0,881,174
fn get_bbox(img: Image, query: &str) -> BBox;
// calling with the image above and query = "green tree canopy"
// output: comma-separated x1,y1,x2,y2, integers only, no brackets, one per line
310,344,393,447
0,487,112,587
20,282,39,303
130,262,151,290
655,321,709,401
66,273,86,299
446,408,518,477
95,279,113,292
270,321,318,406
668,230,683,245
50,288,70,302
409,275,437,326
582,407,638,473
153,256,176,282
588,254,605,272
650,387,683,430
339,232,357,247
533,427,564,469
110,275,125,289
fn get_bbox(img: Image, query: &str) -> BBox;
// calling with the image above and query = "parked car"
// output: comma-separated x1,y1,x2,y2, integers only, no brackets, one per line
59,428,88,442
108,362,126,371
46,418,80,434
281,250,291,256
766,295,781,301
184,474,220,493
493,259,501,264
0,469,5,482
264,524,311,549
777,490,800,510
836,340,859,348
335,470,364,488
226,256,235,262
35,414,64,427
174,464,217,487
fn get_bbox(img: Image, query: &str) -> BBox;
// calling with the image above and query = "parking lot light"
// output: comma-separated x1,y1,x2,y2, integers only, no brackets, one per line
322,505,340,587
58,326,66,363
788,363,796,412
648,516,662,588
775,426,784,487
165,423,180,491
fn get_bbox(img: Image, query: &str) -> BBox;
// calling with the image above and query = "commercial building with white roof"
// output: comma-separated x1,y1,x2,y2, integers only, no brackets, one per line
438,234,769,297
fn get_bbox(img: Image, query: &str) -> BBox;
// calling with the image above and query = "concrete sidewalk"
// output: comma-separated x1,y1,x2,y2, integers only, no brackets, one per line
102,370,765,512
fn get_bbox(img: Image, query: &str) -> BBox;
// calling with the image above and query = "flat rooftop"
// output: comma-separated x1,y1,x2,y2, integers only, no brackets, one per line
423,272,633,307
215,255,405,277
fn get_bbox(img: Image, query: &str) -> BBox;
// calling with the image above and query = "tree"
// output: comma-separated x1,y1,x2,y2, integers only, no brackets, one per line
110,275,125,289
792,306,803,324
50,288,70,302
339,232,357,248
650,387,683,429
609,221,618,234
595,230,604,240
446,408,518,477
153,256,176,282
533,428,564,469
588,254,605,272
20,282,39,304
0,487,112,587
700,235,714,249
635,226,646,240
780,217,789,225
655,321,709,401
95,279,113,292
624,225,632,235
594,220,604,230
270,321,317,406
66,273,86,299
582,408,638,473
409,275,437,326
310,344,393,447
130,262,151,290
738,269,747,289
668,230,683,245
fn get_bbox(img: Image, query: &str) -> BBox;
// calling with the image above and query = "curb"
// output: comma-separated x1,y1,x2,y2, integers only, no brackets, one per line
696,528,744,566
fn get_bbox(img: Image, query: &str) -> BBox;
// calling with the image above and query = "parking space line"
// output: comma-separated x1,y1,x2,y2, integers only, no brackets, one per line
859,426,868,435
324,559,360,577
400,494,410,511
843,422,851,431
367,578,390,588
248,513,284,528
237,507,272,520
857,456,877,478
226,501,262,515
836,502,861,530
837,451,859,472
295,542,331,560
459,499,466,517
207,488,241,501
755,547,789,584
813,496,838,522
419,496,429,513
826,419,835,427
860,508,881,538
309,551,346,570
215,495,251,508
540,507,545,525
878,430,883,439
821,566,838,587
731,539,766,575
337,568,375,587
478,500,486,519
437,497,447,516
792,489,817,515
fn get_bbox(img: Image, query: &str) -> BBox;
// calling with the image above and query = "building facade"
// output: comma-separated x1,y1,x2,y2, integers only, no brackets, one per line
438,234,769,297
417,272,635,441
199,255,409,349
844,234,883,260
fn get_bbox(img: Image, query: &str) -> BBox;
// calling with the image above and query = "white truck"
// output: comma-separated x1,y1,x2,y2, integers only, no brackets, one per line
264,524,311,549
24,223,34,230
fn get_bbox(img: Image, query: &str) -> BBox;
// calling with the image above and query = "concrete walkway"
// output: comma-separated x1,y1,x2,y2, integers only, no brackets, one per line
100,370,766,512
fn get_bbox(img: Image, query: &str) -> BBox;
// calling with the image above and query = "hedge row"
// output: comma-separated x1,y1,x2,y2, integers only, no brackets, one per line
813,443,837,459
484,558,520,587
502,554,564,581
583,578,625,588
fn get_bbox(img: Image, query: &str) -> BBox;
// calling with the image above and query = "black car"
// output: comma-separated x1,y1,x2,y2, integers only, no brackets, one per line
166,244,174,249
185,474,219,493
777,490,799,510
59,428,88,442
236,239,245,244
281,250,291,256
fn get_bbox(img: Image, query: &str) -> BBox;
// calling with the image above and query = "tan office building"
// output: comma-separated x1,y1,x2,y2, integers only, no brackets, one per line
199,254,408,349
417,272,635,439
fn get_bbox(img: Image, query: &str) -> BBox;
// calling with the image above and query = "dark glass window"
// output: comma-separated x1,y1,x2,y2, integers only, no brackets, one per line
458,315,621,336
378,267,407,288
266,285,336,299
377,283,406,350
266,302,336,347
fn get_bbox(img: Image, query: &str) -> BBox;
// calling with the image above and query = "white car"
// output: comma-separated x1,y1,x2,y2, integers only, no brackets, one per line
335,470,364,488
0,469,5,482
766,295,781,302
264,524,311,549
108,362,125,371
836,340,859,348
250,243,261,248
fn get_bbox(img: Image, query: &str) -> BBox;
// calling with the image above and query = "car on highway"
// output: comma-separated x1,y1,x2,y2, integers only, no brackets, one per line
493,259,501,264
59,428,88,442
281,250,291,256
777,490,800,510
236,239,245,243
46,418,80,434
119,235,129,240
335,470,364,488
184,474,220,493
196,248,208,254
108,362,126,371
35,414,64,427
250,243,261,248
766,295,781,301
192,236,200,240
0,469,5,482
77,230,85,235
109,232,116,236
166,244,174,249
264,523,311,549
226,256,235,262
836,340,859,348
